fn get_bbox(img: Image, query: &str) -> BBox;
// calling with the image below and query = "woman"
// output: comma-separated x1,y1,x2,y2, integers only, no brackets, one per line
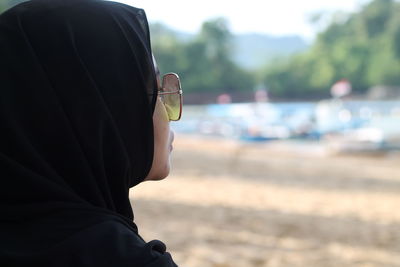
0,0,181,266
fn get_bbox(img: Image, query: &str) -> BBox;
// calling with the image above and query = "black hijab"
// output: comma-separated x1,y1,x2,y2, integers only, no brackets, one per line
0,0,177,266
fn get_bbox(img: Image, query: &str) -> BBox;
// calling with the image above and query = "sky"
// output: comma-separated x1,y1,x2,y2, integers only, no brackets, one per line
119,0,371,40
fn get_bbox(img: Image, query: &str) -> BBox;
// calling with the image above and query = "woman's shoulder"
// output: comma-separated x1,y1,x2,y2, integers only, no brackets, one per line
0,219,178,267
58,220,178,267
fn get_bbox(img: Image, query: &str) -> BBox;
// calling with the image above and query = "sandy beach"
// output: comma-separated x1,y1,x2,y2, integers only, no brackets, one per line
130,135,400,267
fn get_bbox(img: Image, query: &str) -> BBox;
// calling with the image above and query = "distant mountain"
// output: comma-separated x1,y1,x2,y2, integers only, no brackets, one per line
150,23,309,70
232,34,309,69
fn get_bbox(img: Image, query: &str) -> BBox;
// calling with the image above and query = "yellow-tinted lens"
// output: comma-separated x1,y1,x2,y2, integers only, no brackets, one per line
163,94,180,121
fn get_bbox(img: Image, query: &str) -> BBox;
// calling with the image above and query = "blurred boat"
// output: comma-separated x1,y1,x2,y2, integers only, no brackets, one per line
316,100,400,152
172,100,400,152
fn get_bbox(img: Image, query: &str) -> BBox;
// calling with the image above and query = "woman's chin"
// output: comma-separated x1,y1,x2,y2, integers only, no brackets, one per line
144,164,170,181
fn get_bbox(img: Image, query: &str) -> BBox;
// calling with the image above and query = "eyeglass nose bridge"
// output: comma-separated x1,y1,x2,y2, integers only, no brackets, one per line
158,89,183,96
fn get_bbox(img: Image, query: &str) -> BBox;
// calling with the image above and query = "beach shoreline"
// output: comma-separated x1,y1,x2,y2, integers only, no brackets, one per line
131,135,400,267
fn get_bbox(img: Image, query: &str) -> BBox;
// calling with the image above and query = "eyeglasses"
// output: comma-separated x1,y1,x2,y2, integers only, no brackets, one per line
158,73,183,121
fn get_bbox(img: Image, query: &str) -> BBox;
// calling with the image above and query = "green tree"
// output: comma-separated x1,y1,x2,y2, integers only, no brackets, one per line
151,18,255,95
261,0,400,99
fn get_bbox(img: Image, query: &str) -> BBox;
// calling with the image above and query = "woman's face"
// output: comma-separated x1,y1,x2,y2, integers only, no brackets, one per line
144,62,174,181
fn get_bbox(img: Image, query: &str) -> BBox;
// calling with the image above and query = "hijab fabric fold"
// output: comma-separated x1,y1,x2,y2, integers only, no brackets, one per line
0,0,177,265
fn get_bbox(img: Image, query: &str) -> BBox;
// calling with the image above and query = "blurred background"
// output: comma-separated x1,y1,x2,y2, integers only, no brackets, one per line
2,0,400,266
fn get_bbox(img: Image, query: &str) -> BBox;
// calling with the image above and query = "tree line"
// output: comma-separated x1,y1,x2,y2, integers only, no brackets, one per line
2,0,399,101
152,0,400,100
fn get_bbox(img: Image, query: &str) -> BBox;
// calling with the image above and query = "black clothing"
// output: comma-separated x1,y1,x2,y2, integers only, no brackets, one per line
0,0,177,266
